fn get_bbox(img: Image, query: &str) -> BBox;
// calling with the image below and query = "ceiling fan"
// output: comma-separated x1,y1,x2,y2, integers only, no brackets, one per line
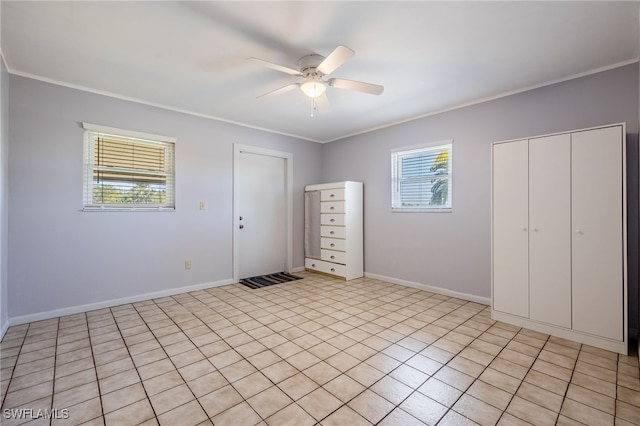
250,46,384,115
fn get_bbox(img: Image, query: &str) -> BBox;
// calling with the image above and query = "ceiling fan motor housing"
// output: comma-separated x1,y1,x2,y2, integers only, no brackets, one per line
298,54,326,77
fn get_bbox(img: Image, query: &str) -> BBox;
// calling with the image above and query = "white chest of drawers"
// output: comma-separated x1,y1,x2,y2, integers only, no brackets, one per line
304,181,363,280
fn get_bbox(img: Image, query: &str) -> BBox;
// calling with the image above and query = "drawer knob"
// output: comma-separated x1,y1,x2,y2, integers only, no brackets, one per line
330,256,335,259
330,243,335,247
330,231,335,235
331,268,335,272
330,194,335,198
330,219,335,222
311,263,316,267
330,206,335,210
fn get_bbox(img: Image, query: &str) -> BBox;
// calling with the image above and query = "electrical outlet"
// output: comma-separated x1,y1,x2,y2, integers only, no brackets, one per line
199,201,205,210
184,260,192,270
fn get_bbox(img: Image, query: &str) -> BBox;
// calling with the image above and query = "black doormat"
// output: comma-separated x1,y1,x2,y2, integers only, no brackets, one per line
240,272,302,289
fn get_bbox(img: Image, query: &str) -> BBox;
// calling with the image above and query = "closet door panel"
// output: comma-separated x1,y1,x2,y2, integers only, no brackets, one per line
528,134,571,328
492,140,529,318
571,126,624,340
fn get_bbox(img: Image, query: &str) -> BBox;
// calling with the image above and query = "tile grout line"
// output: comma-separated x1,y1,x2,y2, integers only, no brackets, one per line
165,283,325,423
494,332,552,425
0,325,29,411
394,304,522,425
1,274,637,426
49,316,63,426
146,295,264,423
105,305,159,424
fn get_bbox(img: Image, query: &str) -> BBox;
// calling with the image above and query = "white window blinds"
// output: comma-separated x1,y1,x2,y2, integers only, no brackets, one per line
391,141,452,211
82,125,175,210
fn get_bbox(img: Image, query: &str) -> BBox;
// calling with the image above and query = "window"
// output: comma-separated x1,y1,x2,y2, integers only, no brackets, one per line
82,123,175,210
391,140,452,211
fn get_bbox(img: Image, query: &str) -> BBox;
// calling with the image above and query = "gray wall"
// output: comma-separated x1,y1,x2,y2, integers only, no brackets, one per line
8,75,323,319
322,64,640,334
0,55,8,333
6,64,640,342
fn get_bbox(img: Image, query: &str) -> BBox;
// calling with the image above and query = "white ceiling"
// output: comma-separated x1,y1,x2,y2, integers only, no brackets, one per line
2,1,638,143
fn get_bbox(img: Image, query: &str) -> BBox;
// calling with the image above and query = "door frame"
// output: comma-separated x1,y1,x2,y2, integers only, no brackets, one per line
233,144,293,282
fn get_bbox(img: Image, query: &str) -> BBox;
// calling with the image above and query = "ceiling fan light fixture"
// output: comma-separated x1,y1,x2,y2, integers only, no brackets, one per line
300,79,326,98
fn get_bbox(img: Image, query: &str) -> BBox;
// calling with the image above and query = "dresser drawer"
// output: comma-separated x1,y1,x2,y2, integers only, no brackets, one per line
321,189,345,201
321,201,345,213
321,226,346,238
321,238,346,251
321,214,345,226
321,250,347,264
305,258,346,277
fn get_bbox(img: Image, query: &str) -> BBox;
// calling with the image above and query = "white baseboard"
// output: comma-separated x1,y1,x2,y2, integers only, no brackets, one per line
8,278,236,327
3,270,502,331
0,319,9,341
493,310,628,355
364,272,491,306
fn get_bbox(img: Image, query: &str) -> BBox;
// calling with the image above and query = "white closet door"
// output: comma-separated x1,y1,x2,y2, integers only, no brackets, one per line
571,126,624,340
492,140,529,318
529,134,571,328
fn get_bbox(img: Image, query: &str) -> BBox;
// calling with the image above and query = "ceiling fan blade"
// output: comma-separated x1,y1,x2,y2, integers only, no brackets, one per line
328,78,384,95
317,45,354,75
257,83,300,98
248,57,302,76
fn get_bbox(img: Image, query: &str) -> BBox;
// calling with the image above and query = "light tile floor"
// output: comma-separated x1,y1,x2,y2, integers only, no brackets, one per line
1,272,639,425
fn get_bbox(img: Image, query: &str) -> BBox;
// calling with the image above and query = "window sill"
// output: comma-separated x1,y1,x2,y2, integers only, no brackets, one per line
392,207,452,213
82,206,175,212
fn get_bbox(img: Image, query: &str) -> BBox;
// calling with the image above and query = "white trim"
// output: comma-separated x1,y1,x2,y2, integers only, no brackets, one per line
0,319,9,341
82,122,176,143
5,58,636,144
391,140,453,212
492,310,628,355
364,272,490,306
324,58,640,143
11,69,325,143
0,51,8,75
289,266,306,273
493,122,628,146
233,144,294,282
7,278,235,327
390,140,453,154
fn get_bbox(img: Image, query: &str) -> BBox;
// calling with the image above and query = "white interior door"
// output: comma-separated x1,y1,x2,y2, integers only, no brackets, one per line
571,126,624,340
529,134,571,328
237,150,287,279
492,140,529,318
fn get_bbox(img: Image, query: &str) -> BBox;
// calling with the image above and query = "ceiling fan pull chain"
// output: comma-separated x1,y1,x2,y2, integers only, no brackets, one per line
310,97,317,118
